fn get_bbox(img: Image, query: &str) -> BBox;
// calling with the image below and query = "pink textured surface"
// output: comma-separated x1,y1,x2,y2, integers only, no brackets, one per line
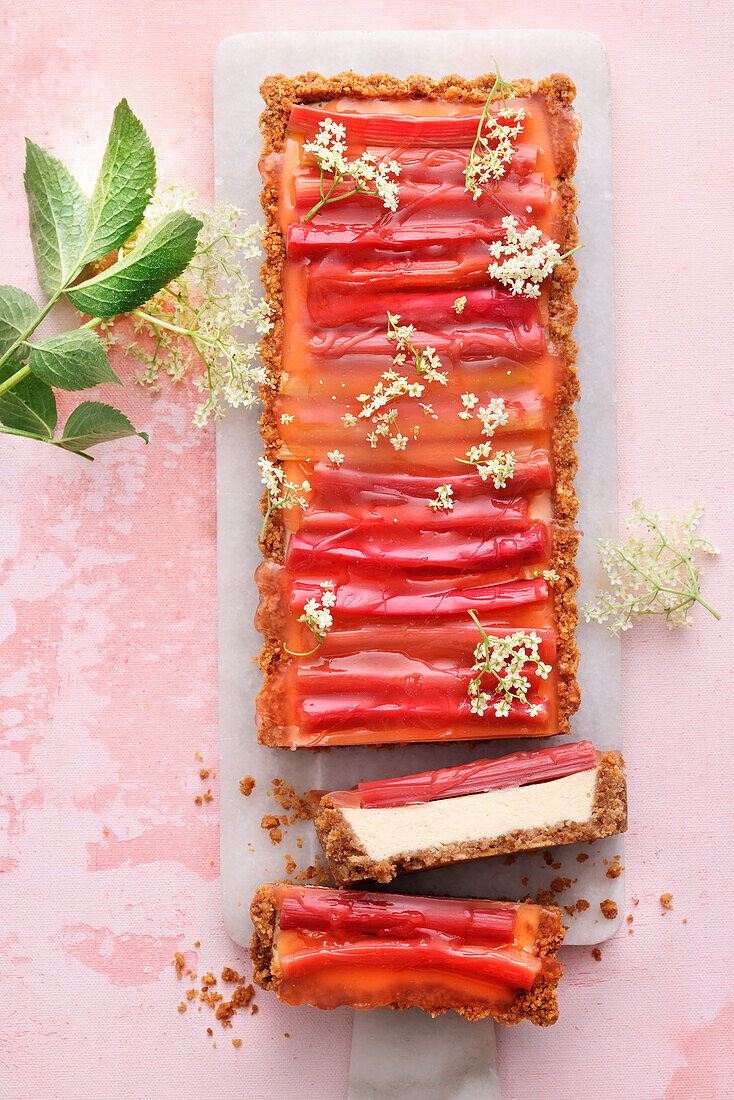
1,2,732,1098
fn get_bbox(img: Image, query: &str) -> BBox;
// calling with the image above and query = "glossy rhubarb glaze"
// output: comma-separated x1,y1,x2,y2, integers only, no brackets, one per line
268,884,562,1013
331,741,599,808
256,92,578,747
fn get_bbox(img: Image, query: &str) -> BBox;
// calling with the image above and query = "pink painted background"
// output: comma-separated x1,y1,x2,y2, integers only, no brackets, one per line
1,2,732,1097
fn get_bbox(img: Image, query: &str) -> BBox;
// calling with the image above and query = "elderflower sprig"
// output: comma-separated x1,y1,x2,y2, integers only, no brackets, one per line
454,395,516,488
429,484,454,512
583,500,721,633
465,61,525,199
347,313,449,451
285,582,336,657
302,118,401,222
108,185,272,427
258,457,310,541
487,215,583,298
467,610,551,719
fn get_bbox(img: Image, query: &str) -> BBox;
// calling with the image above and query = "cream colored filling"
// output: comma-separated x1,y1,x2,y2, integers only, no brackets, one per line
340,767,599,861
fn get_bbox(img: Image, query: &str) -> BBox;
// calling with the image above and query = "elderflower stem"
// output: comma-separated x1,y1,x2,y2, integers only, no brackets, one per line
132,309,217,344
283,639,324,657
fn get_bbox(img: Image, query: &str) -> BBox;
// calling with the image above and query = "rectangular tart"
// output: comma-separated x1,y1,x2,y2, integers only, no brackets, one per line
250,882,564,1025
314,742,627,886
255,70,580,748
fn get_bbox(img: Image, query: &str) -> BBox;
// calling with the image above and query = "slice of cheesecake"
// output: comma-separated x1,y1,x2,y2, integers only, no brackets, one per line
250,883,564,1026
314,742,626,886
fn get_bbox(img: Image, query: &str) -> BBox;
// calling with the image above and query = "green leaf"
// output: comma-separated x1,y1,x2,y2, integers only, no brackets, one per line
81,99,156,264
0,285,38,358
0,359,57,431
28,329,121,391
24,141,88,296
56,401,149,454
66,210,202,317
0,391,53,439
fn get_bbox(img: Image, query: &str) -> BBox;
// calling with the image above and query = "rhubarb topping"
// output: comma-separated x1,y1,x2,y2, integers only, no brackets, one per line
334,741,598,808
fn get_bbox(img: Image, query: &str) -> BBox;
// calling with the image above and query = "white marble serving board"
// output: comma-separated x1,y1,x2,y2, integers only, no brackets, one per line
214,29,619,1099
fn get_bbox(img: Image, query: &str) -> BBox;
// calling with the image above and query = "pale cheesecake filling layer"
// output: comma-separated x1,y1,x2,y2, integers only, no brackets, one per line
340,767,599,861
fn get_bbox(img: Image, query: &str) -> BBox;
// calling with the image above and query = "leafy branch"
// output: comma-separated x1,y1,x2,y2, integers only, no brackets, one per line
0,100,203,458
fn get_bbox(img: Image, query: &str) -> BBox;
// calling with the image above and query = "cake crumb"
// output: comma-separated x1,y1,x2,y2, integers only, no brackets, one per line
232,1038,242,1049
285,854,297,875
251,1004,259,1015
542,851,555,866
195,752,203,762
660,892,674,910
296,838,303,849
633,896,639,905
521,877,528,887
194,795,203,806
239,775,256,796
576,852,589,863
203,789,213,803
207,1028,213,1037
221,967,242,983
261,814,283,845
576,898,589,911
177,1002,187,1013
591,948,602,961
550,876,571,894
174,952,186,979
600,899,618,920
682,918,688,924
194,940,201,948
200,768,210,779
201,972,217,987
627,915,634,923
503,853,517,865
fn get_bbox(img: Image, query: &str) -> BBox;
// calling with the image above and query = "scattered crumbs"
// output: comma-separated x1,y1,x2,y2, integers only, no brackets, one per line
502,853,517,866
550,877,571,894
207,1028,213,1037
194,940,201,948
271,780,315,822
627,915,634,923
682,918,688,924
535,889,555,906
186,989,196,1001
174,952,186,979
200,768,211,780
633,896,640,906
296,838,303,849
542,851,554,866
521,877,528,887
239,775,256,797
232,1038,242,1049
591,948,602,962
551,861,561,870
195,752,203,762
251,1004,259,1015
203,789,213,803
177,1002,187,1014
261,814,283,845
221,967,242,983
295,854,331,886
284,1033,290,1038
660,892,674,911
605,855,624,879
576,899,590,912
285,854,297,875
212,1042,216,1049
576,852,589,863
201,972,217,987
194,795,203,806
600,899,618,920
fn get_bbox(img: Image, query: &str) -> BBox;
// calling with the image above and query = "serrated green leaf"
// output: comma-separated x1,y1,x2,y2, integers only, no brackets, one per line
81,100,156,264
66,210,202,318
28,329,121,391
24,141,88,296
0,359,57,431
56,400,149,454
0,391,53,439
0,285,38,358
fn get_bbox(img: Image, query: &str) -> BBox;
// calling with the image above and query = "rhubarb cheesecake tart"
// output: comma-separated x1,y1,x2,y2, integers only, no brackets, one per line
255,69,581,747
314,741,627,885
250,883,564,1025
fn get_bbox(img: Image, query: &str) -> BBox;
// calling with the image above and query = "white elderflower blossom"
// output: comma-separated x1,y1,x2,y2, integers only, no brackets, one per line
583,500,720,633
467,611,551,719
429,484,454,512
459,392,479,419
487,215,581,298
258,457,310,541
280,412,294,425
122,184,272,427
303,119,401,221
477,397,510,437
453,295,467,314
286,582,336,657
327,449,345,467
464,64,525,200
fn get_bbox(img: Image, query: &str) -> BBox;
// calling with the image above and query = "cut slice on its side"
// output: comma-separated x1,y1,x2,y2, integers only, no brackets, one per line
314,742,627,886
250,883,565,1026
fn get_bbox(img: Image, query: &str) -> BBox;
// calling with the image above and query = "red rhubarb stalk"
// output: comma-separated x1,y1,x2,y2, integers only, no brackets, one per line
280,939,543,991
309,455,553,501
293,176,549,216
353,741,598,808
308,322,545,361
314,624,556,662
306,286,533,328
286,524,547,574
300,500,531,536
289,576,549,618
288,220,505,258
305,254,501,294
298,692,548,732
295,658,547,697
288,104,501,148
279,891,516,944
